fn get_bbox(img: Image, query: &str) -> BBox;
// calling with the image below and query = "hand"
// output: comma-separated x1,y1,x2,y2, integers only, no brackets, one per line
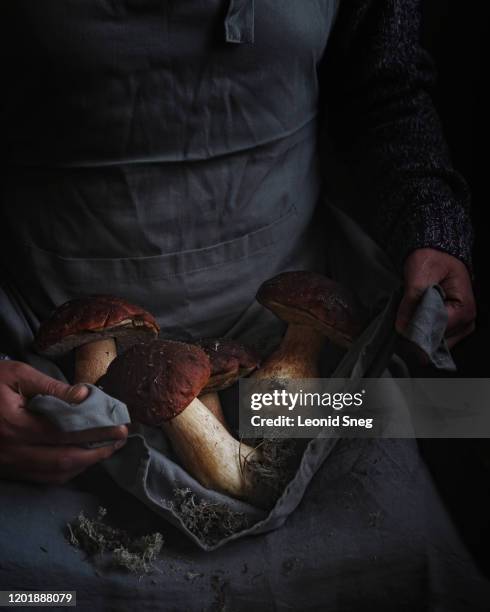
0,361,128,485
396,248,476,349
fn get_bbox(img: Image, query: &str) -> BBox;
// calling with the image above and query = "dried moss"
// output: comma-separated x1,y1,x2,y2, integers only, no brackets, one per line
67,507,163,574
171,489,251,546
170,439,304,544
245,438,304,508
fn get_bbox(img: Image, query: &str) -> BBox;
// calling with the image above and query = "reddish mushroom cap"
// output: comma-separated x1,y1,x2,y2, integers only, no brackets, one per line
98,339,211,426
256,271,365,348
198,338,260,393
35,295,159,356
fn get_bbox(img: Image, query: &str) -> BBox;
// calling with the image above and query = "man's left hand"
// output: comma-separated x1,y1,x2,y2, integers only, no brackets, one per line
396,248,476,349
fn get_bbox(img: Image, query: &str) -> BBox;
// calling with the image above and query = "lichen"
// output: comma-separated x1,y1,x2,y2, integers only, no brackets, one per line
170,488,251,546
66,507,163,574
244,438,304,508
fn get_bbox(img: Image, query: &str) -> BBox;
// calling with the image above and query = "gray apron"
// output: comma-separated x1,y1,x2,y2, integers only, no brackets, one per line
1,0,339,353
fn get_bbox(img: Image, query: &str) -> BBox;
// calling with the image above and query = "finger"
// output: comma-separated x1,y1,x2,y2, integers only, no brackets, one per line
18,418,128,447
1,383,128,446
446,322,476,349
0,440,125,476
395,286,426,334
0,384,72,445
439,268,476,333
57,424,129,446
13,365,89,403
445,301,477,338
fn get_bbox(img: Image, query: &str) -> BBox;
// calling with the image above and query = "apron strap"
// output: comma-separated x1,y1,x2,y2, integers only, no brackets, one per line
225,0,255,44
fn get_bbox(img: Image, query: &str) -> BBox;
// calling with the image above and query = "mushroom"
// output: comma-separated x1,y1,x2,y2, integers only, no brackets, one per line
197,338,260,427
254,271,365,379
35,295,159,384
98,339,263,505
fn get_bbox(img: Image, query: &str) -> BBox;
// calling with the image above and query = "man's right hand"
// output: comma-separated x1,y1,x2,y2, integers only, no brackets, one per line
0,361,128,485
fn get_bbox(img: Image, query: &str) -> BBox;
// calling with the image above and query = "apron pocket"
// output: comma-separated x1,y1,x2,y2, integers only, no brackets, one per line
12,204,300,337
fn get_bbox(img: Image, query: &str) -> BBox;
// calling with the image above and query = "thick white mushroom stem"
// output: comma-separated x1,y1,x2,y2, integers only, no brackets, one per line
199,392,229,429
253,323,325,380
74,338,117,384
163,397,263,505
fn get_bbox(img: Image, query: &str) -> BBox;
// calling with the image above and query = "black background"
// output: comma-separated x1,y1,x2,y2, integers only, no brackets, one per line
421,0,489,577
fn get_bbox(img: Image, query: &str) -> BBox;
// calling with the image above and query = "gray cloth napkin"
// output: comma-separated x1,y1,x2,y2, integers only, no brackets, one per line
29,385,130,432
399,285,456,371
28,385,130,449
26,285,454,550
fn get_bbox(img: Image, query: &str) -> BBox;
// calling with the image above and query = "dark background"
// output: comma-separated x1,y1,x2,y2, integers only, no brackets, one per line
421,0,489,577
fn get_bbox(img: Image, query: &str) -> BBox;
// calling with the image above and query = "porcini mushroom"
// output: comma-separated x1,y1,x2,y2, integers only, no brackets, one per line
254,271,365,379
35,295,159,384
197,338,260,427
98,339,263,505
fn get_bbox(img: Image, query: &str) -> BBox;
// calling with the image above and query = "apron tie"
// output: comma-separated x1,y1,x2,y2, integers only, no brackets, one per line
225,0,255,44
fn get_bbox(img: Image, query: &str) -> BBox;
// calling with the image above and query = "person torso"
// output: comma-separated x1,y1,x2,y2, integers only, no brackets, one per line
0,1,338,339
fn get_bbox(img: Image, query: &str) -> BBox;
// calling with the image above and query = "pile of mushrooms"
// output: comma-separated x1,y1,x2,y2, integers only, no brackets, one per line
36,273,366,507
98,339,264,505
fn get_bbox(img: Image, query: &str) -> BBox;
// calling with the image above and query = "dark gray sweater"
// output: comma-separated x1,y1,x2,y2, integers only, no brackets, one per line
324,0,473,270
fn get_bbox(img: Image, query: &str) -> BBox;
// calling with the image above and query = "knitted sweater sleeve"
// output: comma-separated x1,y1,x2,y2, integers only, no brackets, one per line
322,0,473,270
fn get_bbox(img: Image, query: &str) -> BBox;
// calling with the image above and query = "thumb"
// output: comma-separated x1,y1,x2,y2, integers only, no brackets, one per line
16,365,90,404
395,286,425,334
62,383,90,404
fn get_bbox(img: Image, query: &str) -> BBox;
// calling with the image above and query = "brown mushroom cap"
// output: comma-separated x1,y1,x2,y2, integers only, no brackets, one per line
256,271,365,348
98,339,211,426
198,338,260,393
35,295,160,356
